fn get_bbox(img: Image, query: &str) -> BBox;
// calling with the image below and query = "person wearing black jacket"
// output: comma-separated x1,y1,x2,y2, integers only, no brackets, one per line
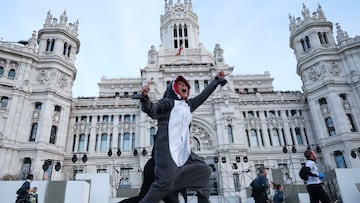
250,167,270,203
16,174,33,203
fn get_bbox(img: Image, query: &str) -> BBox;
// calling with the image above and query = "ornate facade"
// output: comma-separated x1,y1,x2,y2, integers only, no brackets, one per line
1,1,359,201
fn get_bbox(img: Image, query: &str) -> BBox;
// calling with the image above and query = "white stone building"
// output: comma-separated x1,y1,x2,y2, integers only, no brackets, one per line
0,1,359,202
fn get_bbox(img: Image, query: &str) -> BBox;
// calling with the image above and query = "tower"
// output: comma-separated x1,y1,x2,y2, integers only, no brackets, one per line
0,11,81,180
154,0,216,66
289,4,360,168
161,0,198,51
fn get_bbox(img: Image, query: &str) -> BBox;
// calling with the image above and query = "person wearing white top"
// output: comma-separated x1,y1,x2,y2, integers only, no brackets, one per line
304,149,331,203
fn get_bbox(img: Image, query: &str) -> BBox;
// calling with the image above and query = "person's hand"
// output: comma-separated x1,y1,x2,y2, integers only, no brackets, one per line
217,70,229,79
217,70,229,86
318,172,325,180
141,81,150,96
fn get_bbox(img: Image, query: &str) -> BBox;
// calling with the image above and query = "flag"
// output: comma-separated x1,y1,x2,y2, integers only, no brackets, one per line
175,44,184,56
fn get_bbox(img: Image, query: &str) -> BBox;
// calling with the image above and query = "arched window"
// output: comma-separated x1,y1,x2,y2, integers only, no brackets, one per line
100,133,108,152
0,66,4,76
63,42,67,55
301,36,311,51
46,39,51,51
334,150,347,168
49,125,57,144
250,129,259,146
318,32,328,44
191,136,201,151
184,24,188,37
301,39,306,51
179,24,183,37
173,24,177,38
95,134,99,151
123,133,130,151
295,128,303,144
72,135,76,152
227,125,234,143
1,96,9,108
318,97,327,105
195,80,200,93
54,105,61,112
29,123,38,142
8,69,16,79
103,115,109,122
150,127,156,145
132,133,135,150
346,114,357,132
86,134,90,151
118,133,121,149
35,102,42,110
325,117,336,136
109,134,113,149
50,39,55,51
305,36,311,49
78,134,85,152
67,45,72,57
204,80,208,88
272,128,281,146
124,114,131,122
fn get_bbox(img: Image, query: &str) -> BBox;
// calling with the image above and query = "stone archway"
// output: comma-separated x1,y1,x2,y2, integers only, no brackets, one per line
190,121,215,151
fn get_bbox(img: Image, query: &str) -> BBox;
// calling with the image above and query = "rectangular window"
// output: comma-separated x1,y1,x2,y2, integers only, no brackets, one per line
123,133,131,151
233,173,240,192
100,133,108,152
325,117,336,136
72,135,76,152
124,115,131,122
334,151,347,168
35,102,42,110
97,169,107,173
295,128,303,145
95,134,99,151
78,134,85,152
346,114,357,132
86,134,90,151
195,80,200,93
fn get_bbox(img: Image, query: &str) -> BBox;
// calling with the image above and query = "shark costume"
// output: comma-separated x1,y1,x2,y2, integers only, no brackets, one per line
134,74,226,203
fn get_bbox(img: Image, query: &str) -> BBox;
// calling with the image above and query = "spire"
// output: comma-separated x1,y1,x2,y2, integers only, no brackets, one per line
301,3,311,20
335,23,349,43
60,10,68,26
45,10,52,25
289,4,329,33
317,4,326,20
42,10,79,37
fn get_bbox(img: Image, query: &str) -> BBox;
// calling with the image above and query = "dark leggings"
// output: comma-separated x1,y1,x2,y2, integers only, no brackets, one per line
306,184,331,203
139,154,211,203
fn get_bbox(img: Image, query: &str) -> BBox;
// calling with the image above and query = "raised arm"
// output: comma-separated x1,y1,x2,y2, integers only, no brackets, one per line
132,82,171,119
188,70,228,112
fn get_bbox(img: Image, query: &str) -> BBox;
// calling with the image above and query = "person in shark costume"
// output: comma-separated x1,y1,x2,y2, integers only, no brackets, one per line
133,70,227,203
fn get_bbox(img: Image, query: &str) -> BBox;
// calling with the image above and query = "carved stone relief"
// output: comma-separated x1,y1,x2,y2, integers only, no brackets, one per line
36,70,50,84
308,67,321,81
328,62,341,76
57,74,68,88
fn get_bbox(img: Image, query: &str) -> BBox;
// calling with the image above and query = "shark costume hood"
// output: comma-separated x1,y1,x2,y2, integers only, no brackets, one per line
163,75,191,100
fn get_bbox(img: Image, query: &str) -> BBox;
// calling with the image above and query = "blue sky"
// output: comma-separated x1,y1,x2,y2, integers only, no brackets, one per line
1,1,360,97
